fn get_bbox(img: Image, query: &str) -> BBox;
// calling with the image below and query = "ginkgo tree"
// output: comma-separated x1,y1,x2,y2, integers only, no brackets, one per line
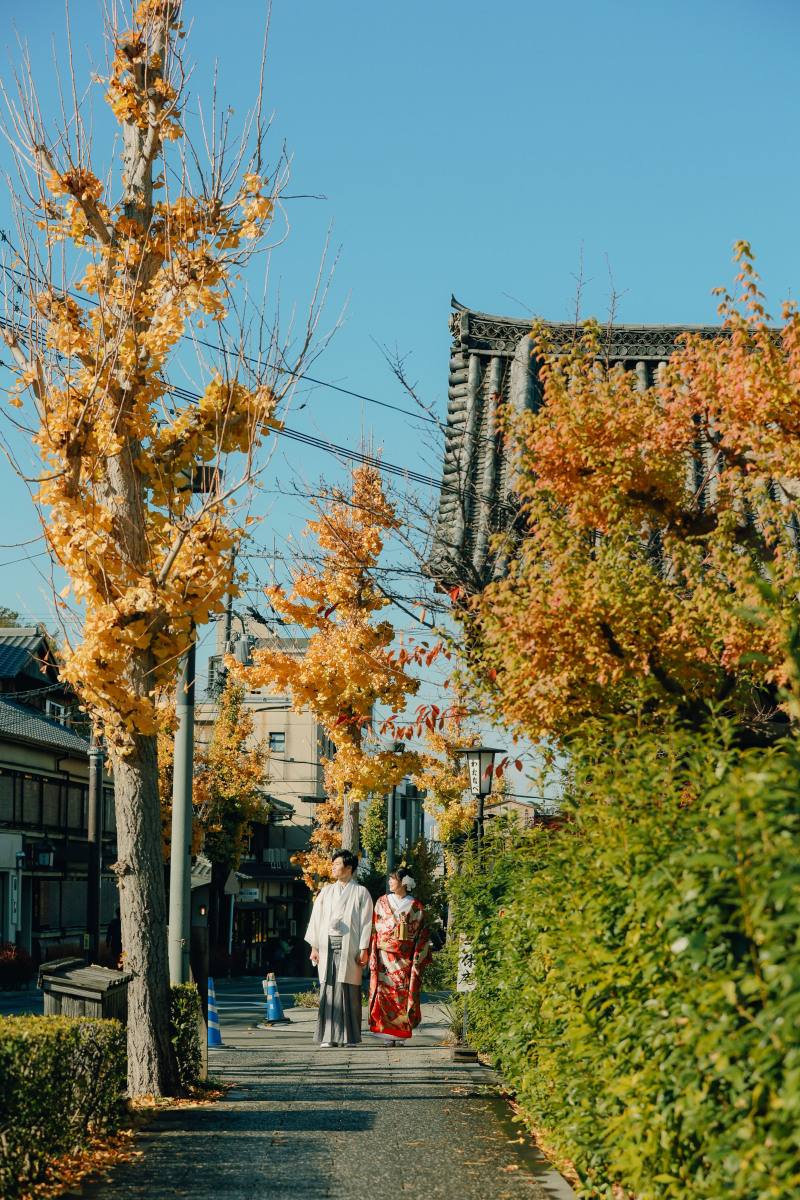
0,2,324,1094
411,718,478,863
461,245,800,750
230,463,432,884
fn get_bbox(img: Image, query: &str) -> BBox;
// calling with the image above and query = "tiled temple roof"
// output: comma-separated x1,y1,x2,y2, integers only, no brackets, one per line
428,299,729,594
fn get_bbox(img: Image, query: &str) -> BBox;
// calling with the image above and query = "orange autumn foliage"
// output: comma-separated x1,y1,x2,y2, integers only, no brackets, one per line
465,244,800,745
3,0,284,753
230,464,421,890
411,717,478,862
192,680,271,871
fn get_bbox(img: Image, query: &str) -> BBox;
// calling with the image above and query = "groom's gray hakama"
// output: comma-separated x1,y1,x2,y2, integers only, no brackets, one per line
314,935,363,1044
305,878,374,1045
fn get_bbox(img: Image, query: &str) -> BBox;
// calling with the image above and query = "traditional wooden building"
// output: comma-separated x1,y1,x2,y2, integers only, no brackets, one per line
0,628,118,963
430,299,728,592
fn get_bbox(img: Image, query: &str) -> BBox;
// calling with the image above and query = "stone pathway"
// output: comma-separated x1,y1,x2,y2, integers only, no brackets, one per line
84,978,576,1200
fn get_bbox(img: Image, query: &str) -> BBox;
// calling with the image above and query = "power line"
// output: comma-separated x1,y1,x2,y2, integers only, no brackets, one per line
164,378,504,506
0,310,504,511
0,549,49,569
0,243,441,428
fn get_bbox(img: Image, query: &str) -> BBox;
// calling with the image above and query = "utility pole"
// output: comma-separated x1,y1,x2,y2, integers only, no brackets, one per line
169,628,195,985
386,785,396,884
223,551,236,649
87,731,103,962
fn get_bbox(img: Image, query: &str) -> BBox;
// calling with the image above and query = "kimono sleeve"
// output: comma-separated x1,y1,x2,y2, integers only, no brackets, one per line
357,887,374,951
305,886,326,946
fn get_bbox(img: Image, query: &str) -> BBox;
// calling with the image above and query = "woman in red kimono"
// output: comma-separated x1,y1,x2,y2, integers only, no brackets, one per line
369,868,431,1046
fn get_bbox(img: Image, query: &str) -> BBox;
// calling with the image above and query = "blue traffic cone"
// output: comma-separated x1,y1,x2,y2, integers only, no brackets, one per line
260,972,290,1024
208,976,222,1046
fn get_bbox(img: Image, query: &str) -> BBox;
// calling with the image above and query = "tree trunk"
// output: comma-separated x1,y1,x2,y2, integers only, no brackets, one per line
341,796,360,855
114,730,181,1096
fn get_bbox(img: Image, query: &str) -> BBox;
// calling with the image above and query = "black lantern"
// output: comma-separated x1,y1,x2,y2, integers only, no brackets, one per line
459,745,504,797
35,834,56,869
456,745,504,863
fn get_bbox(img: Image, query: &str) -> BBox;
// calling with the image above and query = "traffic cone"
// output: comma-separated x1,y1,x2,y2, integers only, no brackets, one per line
259,972,291,1025
208,976,222,1047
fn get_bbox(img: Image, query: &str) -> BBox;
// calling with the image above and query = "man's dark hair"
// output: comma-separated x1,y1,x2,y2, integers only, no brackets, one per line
331,848,359,873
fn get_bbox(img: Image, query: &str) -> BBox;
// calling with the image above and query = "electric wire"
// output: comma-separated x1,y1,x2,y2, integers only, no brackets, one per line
0,243,441,426
0,309,505,510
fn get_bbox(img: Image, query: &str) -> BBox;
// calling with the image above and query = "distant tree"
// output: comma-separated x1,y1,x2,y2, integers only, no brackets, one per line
0,607,21,627
360,792,388,877
231,464,426,885
192,679,271,872
412,719,478,868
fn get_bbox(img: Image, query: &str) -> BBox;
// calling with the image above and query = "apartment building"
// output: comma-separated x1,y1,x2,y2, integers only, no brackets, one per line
196,618,330,971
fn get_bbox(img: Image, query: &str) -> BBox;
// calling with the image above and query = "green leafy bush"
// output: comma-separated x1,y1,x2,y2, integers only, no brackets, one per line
170,982,202,1087
453,722,800,1200
292,985,321,1009
0,1014,126,1198
422,934,459,991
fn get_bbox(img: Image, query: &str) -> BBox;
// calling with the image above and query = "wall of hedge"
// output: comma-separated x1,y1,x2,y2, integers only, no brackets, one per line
0,1014,127,1198
452,723,800,1200
170,981,203,1087
0,982,204,1196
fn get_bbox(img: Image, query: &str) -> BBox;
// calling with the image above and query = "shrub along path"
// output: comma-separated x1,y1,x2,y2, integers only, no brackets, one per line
83,977,574,1200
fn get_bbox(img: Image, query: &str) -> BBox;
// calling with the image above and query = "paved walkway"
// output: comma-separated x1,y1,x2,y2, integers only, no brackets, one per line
83,978,575,1200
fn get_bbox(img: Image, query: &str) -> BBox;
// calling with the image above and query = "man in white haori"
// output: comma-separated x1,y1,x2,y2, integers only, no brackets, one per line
305,849,373,1047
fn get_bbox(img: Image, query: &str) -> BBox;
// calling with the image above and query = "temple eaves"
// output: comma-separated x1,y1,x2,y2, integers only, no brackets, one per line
428,298,729,595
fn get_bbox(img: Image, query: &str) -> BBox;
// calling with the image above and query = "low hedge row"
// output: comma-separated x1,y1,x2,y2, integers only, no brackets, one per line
0,982,205,1196
170,982,203,1087
0,1014,127,1198
452,721,800,1200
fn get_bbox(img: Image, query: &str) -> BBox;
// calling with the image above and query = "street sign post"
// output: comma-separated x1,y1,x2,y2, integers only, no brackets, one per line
456,934,476,993
454,933,478,1061
224,871,240,978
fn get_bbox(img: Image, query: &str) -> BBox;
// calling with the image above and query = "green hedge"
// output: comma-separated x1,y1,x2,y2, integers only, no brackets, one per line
170,982,203,1087
452,723,800,1200
0,1014,126,1198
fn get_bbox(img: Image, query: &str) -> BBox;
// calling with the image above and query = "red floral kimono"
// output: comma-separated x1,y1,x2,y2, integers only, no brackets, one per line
369,895,431,1040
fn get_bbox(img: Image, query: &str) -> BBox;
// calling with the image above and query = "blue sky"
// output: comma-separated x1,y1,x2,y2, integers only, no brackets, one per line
0,0,796,779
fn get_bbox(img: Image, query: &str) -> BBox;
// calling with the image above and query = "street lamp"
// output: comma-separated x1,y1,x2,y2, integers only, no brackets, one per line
457,745,503,861
35,834,56,869
460,745,504,798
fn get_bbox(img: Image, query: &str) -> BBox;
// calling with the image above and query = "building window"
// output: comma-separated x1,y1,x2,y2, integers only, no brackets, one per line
269,732,285,754
46,700,67,725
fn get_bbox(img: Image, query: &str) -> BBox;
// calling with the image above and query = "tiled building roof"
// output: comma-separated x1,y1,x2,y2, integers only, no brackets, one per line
0,628,51,683
429,300,732,593
0,696,90,755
